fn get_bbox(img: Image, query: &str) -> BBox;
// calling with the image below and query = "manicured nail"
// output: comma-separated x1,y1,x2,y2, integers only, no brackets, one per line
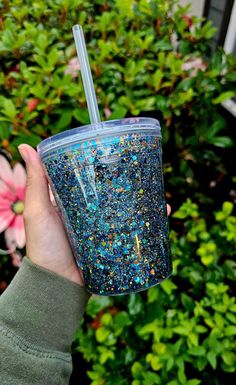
18,144,29,163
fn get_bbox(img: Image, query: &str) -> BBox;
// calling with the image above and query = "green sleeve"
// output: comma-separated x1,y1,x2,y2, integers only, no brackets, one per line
0,257,90,385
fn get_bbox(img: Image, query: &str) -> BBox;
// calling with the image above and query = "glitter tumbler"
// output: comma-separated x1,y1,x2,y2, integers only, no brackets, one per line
37,117,172,295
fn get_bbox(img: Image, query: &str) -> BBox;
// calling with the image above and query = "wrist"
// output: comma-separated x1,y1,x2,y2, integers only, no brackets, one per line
28,256,85,287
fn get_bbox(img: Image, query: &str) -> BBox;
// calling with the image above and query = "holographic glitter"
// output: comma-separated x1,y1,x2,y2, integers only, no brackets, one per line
41,133,171,295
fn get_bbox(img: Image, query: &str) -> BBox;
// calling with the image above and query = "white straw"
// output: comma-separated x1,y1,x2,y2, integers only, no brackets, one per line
72,25,101,124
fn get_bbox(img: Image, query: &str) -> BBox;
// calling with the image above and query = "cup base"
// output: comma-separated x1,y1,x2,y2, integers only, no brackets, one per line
83,269,173,296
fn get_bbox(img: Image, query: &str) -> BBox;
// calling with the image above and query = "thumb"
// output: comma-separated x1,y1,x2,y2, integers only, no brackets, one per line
18,144,51,215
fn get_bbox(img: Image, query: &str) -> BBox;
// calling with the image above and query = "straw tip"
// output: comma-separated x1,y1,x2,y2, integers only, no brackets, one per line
72,24,81,31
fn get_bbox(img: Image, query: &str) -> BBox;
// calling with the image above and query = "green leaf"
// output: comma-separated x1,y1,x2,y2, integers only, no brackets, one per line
188,332,198,346
207,351,217,369
12,134,41,148
124,348,136,365
52,111,72,133
108,106,127,120
87,371,100,380
166,381,179,385
173,199,199,219
226,312,236,324
86,296,112,317
188,346,206,356
153,69,164,91
222,201,234,216
128,294,143,316
212,91,235,104
34,55,48,69
95,327,110,343
91,379,105,385
147,286,159,303
98,346,115,364
205,118,225,139
187,380,201,385
146,353,162,371
196,356,208,370
101,313,113,326
224,325,236,336
173,326,189,336
73,108,90,124
194,325,208,334
223,260,236,281
213,312,224,329
155,37,172,51
173,210,187,219
229,304,236,313
181,293,194,311
176,78,195,92
138,320,159,337
132,381,141,385
208,136,234,148
0,122,11,139
114,311,132,327
30,84,49,98
166,356,174,371
143,371,160,385
2,99,17,119
226,72,236,82
221,351,236,366
48,48,59,68
131,362,144,380
178,367,186,385
160,279,177,295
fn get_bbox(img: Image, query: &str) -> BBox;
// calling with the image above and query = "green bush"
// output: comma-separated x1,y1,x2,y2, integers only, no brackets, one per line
73,200,236,385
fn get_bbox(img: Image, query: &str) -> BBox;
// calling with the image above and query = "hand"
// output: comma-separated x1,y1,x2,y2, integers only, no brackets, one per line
18,144,84,286
18,144,171,287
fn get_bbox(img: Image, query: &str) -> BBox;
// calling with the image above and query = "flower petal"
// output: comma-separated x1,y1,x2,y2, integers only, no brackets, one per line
0,209,15,232
0,180,7,194
5,215,25,249
0,196,12,211
0,155,14,187
0,180,16,202
13,163,26,200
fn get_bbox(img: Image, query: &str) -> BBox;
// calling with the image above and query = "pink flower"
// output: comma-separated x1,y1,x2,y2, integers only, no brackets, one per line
64,57,80,78
182,57,207,77
0,155,26,251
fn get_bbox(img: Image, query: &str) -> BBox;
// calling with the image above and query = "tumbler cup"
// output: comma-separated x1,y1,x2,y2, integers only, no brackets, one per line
37,117,172,295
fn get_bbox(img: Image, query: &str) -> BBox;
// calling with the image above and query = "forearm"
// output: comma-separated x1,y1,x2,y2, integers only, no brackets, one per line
0,258,90,385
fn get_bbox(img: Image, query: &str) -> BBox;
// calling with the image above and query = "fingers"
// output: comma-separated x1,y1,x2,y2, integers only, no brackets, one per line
18,144,51,216
167,204,171,216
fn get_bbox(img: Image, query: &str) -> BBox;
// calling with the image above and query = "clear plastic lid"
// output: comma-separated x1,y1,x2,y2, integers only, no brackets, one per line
37,117,161,157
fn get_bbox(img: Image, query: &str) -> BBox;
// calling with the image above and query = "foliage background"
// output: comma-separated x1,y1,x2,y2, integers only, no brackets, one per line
0,0,236,384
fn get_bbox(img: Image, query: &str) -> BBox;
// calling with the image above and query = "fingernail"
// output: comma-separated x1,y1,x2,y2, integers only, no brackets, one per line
18,144,29,163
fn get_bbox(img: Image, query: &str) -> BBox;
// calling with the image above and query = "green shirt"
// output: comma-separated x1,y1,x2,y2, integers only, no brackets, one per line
0,258,90,385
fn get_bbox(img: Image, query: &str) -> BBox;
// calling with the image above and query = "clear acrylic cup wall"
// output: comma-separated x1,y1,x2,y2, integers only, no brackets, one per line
37,117,172,295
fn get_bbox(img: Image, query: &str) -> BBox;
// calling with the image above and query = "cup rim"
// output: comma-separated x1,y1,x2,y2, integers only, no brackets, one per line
37,117,161,157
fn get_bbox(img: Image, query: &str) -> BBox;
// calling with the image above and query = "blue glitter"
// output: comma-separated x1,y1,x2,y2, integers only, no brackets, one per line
41,133,171,295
